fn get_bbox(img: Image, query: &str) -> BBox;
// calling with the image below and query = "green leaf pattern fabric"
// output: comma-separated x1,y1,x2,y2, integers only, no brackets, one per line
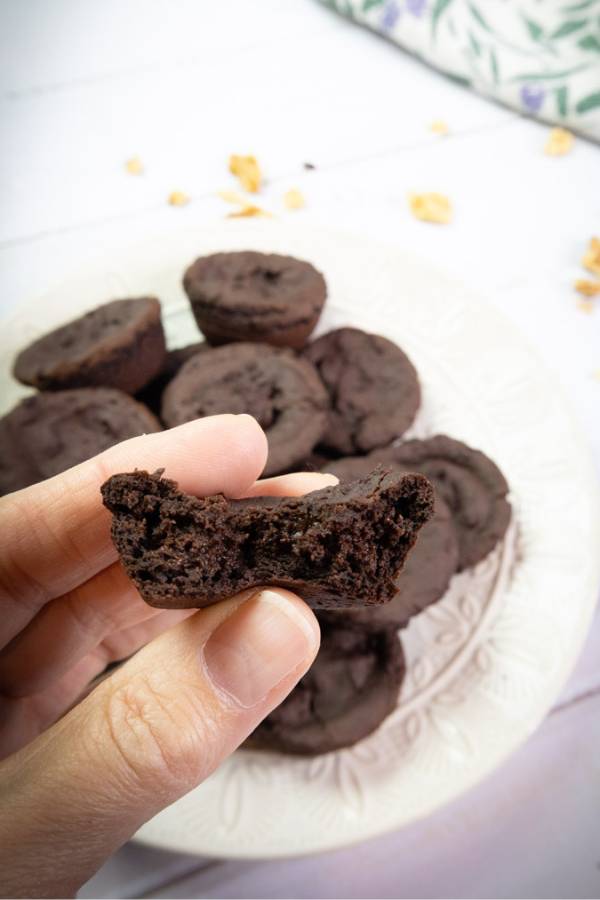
320,0,600,139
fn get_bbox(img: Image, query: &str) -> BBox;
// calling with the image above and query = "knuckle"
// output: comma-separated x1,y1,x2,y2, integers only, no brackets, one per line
103,675,207,793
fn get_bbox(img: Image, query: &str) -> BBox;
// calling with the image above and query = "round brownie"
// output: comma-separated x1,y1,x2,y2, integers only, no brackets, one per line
0,388,161,495
372,435,511,570
136,342,207,418
13,297,167,394
161,343,329,476
245,622,405,755
303,327,420,455
325,455,459,627
183,251,326,349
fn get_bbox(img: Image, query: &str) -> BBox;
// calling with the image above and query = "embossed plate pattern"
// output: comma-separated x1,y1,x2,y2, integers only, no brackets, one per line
2,222,599,858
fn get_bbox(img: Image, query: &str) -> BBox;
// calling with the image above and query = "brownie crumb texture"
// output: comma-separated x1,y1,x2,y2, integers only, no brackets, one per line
101,467,434,610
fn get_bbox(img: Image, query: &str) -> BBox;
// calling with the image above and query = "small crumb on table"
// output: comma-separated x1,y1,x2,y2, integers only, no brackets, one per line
125,156,144,175
168,191,189,207
409,192,452,224
544,128,574,156
575,279,600,298
582,237,600,277
430,120,449,136
229,154,261,193
284,188,305,210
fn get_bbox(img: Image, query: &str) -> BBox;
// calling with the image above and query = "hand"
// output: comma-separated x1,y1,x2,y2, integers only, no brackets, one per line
0,414,331,898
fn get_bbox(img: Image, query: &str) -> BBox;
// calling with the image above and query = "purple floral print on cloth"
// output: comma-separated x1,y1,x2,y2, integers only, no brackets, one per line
406,0,427,17
380,0,401,32
323,0,600,140
520,84,545,114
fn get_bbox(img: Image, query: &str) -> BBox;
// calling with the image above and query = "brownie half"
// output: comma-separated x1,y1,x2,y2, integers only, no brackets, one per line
101,467,434,610
13,297,167,394
245,621,405,755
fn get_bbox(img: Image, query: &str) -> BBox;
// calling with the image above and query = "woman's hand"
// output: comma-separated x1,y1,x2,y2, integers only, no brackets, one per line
0,414,331,898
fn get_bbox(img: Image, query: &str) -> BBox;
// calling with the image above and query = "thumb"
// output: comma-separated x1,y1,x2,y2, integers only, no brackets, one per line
0,589,319,899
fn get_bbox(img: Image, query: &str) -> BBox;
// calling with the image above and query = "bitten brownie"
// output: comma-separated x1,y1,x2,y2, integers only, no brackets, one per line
0,388,161,495
101,468,434,609
245,621,405,755
13,297,167,394
183,251,327,349
161,342,329,476
371,435,511,570
324,454,459,628
303,327,420,456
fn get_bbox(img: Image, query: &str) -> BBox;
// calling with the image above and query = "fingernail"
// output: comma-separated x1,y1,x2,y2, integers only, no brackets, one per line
203,591,319,709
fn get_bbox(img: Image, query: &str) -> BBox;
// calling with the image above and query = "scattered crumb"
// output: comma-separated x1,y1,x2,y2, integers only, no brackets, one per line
430,120,449,136
544,127,574,156
408,192,452,224
582,237,600,277
575,279,600,298
125,156,144,175
284,188,305,210
576,298,595,314
229,154,261,193
168,191,189,207
304,162,316,170
218,190,250,205
592,369,600,381
227,204,271,218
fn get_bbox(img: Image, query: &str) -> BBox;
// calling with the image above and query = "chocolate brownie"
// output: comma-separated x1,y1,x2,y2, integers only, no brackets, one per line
372,435,511,570
161,342,329,476
183,251,326,349
245,621,405,755
0,389,161,495
101,467,434,609
324,454,459,628
13,297,167,394
136,342,206,417
303,327,420,455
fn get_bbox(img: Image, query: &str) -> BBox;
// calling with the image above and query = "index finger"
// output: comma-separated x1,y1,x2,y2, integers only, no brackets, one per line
0,414,267,646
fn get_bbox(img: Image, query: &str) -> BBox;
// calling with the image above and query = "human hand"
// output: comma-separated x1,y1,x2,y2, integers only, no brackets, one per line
0,414,331,898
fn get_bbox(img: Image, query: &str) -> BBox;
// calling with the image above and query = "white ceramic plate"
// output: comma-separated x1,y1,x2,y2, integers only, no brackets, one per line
2,221,599,859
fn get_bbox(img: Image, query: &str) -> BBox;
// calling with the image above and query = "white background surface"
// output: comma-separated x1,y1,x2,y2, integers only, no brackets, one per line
1,1,599,898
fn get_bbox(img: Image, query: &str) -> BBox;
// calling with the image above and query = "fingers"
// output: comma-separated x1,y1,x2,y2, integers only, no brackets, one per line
0,609,195,758
0,414,267,647
243,471,338,498
0,564,186,698
0,465,338,698
0,589,319,898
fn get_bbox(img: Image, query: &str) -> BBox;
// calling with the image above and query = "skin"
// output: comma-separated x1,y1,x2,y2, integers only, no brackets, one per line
0,414,335,898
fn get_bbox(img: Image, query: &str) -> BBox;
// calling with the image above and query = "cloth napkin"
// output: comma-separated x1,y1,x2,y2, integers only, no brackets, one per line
320,0,600,140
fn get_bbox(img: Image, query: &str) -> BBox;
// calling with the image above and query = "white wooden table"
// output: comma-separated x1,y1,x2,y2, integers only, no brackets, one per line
1,2,599,897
